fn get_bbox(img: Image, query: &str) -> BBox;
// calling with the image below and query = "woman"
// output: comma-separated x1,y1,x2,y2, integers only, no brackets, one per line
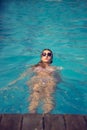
27,49,62,113
7,49,62,114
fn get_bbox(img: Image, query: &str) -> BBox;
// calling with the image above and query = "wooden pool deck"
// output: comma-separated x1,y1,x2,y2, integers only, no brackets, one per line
0,114,87,130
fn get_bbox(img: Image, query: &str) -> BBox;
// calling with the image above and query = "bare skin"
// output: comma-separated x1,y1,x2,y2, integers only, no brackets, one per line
27,66,57,113
27,50,61,113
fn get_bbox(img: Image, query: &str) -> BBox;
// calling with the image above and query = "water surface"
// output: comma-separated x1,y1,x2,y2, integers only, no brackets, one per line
0,0,87,114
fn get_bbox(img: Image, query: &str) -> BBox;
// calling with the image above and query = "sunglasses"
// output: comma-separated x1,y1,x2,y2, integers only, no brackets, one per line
42,52,52,57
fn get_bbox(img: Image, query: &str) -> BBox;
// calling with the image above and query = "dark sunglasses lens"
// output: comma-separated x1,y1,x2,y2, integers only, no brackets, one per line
42,53,46,56
48,53,52,56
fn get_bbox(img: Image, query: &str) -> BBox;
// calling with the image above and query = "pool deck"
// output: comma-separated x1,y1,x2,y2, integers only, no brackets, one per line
0,114,87,130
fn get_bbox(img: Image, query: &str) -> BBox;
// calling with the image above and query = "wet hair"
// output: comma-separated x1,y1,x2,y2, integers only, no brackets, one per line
32,49,53,68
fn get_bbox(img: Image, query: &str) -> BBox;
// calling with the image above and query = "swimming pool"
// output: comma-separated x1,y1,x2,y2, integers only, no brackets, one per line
0,0,87,114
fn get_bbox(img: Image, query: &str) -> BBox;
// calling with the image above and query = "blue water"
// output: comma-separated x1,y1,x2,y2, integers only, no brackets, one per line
0,0,87,114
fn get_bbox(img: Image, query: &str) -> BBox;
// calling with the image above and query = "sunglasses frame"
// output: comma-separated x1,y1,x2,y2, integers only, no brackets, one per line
42,52,52,57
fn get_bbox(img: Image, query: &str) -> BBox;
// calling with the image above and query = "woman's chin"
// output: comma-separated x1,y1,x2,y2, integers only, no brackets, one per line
43,60,49,63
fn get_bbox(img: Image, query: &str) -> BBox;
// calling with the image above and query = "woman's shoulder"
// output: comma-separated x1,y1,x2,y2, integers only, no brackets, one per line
32,66,42,72
50,66,63,71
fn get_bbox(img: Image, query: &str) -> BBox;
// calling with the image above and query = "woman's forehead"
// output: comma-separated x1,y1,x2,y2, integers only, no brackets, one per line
42,50,51,53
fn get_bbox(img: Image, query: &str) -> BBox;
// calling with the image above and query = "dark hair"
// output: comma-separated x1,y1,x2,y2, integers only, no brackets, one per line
32,49,53,68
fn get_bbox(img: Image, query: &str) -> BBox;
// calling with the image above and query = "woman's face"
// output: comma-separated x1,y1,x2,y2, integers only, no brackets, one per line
41,50,52,64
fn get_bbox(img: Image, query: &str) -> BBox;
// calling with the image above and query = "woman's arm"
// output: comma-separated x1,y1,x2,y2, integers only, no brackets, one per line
8,67,33,86
53,66,63,83
56,66,64,71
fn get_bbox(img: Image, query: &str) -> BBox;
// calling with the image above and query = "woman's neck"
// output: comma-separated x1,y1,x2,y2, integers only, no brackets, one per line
43,62,50,67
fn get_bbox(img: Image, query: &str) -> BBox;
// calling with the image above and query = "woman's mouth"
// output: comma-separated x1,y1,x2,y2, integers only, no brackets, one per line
45,58,48,60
